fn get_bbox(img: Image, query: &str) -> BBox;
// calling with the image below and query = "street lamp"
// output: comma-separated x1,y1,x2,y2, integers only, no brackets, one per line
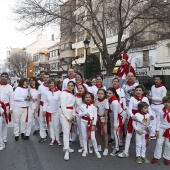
83,38,90,64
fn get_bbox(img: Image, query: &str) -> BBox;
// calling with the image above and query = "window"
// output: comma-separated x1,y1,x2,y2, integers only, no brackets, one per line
143,50,149,67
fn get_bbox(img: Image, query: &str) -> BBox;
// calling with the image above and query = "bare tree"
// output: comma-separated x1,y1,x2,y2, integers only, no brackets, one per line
6,50,31,77
12,0,170,75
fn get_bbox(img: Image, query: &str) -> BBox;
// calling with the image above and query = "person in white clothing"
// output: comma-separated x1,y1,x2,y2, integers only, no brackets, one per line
43,79,61,146
133,102,153,164
90,75,106,99
0,72,14,143
147,75,167,139
13,78,30,141
75,72,89,93
0,100,7,150
110,78,127,145
107,87,126,156
59,81,76,161
37,71,45,85
75,84,88,153
79,92,101,158
95,89,109,156
62,69,75,91
36,73,50,143
118,85,152,158
151,96,170,165
25,77,40,139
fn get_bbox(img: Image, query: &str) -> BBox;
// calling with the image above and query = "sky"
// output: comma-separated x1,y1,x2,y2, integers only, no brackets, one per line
0,0,55,64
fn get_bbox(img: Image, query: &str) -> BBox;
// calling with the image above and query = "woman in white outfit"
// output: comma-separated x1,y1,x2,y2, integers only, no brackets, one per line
43,79,61,146
13,78,30,141
25,77,40,139
75,84,87,152
59,81,76,161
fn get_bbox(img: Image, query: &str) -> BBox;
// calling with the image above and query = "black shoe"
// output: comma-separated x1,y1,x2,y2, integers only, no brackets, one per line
39,137,47,143
21,133,25,139
15,136,19,141
108,138,114,144
24,136,29,140
33,130,39,135
60,132,63,137
46,130,48,136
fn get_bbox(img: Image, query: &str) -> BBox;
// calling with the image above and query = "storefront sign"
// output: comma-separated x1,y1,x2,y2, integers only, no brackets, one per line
129,45,156,53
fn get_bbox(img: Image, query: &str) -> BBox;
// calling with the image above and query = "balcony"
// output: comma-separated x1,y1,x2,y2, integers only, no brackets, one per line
60,49,75,59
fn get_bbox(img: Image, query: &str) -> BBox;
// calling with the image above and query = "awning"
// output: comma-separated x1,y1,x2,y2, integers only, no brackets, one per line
155,62,170,67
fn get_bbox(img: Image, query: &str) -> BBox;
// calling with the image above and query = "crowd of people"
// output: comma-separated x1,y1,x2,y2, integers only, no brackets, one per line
0,63,169,165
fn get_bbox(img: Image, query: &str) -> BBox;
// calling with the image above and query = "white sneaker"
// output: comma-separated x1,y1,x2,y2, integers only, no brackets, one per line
78,147,83,153
64,152,69,161
82,150,88,157
49,140,55,146
118,151,129,158
98,145,102,152
3,139,7,143
63,148,74,153
103,148,108,156
110,149,119,156
95,151,101,158
0,142,5,151
89,147,93,154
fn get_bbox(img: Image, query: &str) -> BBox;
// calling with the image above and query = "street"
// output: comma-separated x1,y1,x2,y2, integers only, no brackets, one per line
0,127,169,170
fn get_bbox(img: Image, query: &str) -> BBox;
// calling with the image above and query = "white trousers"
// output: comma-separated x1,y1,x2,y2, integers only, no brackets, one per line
60,113,71,150
49,112,61,141
135,133,146,157
0,116,3,140
81,121,98,152
150,104,164,136
39,105,47,138
76,115,83,147
124,133,133,154
1,106,9,140
13,107,27,136
154,128,170,160
69,123,77,141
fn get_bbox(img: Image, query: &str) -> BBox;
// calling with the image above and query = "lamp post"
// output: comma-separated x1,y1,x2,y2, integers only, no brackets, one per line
83,38,90,76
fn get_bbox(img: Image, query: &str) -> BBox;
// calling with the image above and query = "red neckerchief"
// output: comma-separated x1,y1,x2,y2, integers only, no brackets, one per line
76,93,84,98
113,86,120,90
96,84,103,89
155,83,164,88
64,89,74,95
21,86,27,89
109,96,118,104
84,101,93,108
68,76,75,80
30,85,36,89
134,95,144,101
43,83,49,87
163,107,170,123
49,88,59,92
0,82,8,85
126,81,135,86
98,98,106,102
39,79,43,82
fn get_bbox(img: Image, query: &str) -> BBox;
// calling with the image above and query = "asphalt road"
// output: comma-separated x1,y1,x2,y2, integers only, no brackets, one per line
0,127,169,170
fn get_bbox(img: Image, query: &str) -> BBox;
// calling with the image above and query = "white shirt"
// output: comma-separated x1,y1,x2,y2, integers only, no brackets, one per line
60,90,76,120
95,98,109,116
14,87,29,107
75,95,83,113
29,86,38,110
116,87,126,109
133,112,153,134
0,84,14,110
38,79,44,85
38,84,49,102
79,103,97,126
62,77,75,91
122,82,138,106
109,99,123,127
90,85,106,99
128,96,152,117
151,85,167,105
156,108,170,131
43,89,61,113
